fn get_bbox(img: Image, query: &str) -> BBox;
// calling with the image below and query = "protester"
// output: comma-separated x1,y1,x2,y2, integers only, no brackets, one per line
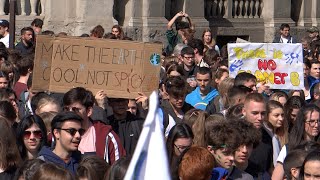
32,162,75,180
107,97,144,156
63,87,126,164
0,120,22,179
16,115,47,160
15,27,35,56
77,155,110,180
166,123,193,177
178,146,214,180
38,112,84,175
273,23,297,43
185,67,219,110
298,150,320,180
0,20,9,48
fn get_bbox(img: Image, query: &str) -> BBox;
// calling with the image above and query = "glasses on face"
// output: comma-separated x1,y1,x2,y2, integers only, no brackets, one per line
305,119,320,127
56,128,86,136
23,130,42,139
174,144,191,153
63,106,82,113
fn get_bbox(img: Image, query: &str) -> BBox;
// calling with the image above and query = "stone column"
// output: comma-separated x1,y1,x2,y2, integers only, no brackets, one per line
124,0,167,42
30,0,38,15
141,0,167,42
184,0,208,27
0,0,5,15
21,0,26,15
40,0,45,16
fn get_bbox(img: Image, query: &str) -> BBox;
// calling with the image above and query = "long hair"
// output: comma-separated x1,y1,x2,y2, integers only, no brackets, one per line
166,123,194,165
284,96,306,132
16,115,47,160
288,104,320,150
0,119,22,171
298,150,320,180
266,100,288,147
111,25,125,40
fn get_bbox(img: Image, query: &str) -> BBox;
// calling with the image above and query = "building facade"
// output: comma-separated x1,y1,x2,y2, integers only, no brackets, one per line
1,0,320,47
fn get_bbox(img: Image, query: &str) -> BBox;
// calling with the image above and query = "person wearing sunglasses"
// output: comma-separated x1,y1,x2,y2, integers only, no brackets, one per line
38,111,84,175
16,115,47,161
62,87,126,165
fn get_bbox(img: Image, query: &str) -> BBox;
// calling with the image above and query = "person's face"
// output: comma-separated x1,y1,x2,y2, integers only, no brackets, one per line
310,64,320,79
173,137,192,156
243,101,266,129
196,73,212,93
168,94,185,110
268,107,284,128
23,123,42,154
0,77,8,88
182,54,195,68
302,41,309,50
304,111,320,140
304,160,320,180
111,28,120,37
304,64,310,78
290,108,299,123
54,120,83,152
22,31,33,44
0,26,7,37
109,99,129,116
127,100,137,115
309,32,318,39
32,26,42,35
37,102,60,114
211,148,234,169
9,94,18,113
234,144,253,165
215,72,229,86
280,27,290,37
63,102,91,122
203,32,212,44
243,80,257,91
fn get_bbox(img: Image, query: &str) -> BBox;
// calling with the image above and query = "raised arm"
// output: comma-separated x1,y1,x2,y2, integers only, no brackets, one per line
184,13,194,30
167,11,185,30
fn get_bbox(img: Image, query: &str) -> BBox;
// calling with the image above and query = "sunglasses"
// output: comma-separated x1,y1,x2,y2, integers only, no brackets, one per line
56,128,86,136
23,130,42,139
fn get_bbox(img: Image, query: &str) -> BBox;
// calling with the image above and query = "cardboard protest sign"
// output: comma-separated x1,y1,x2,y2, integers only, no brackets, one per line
33,35,54,91
228,43,304,90
32,36,162,98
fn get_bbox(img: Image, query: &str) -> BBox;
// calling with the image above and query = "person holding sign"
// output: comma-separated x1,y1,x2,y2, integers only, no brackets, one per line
62,87,126,164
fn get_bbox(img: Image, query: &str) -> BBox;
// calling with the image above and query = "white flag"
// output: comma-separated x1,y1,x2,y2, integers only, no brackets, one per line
124,91,171,180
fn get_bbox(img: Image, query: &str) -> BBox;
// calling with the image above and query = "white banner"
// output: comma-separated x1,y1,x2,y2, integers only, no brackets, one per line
228,43,304,90
124,91,171,180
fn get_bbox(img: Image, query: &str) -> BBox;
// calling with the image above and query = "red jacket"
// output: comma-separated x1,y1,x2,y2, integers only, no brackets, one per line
93,120,126,164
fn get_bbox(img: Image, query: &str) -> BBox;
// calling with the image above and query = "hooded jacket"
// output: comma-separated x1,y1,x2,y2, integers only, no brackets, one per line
38,146,81,175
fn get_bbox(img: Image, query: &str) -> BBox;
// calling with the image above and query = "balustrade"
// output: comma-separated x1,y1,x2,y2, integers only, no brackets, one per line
232,0,263,18
0,0,45,16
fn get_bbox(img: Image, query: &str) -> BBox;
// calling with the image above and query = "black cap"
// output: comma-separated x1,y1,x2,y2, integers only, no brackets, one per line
0,20,9,28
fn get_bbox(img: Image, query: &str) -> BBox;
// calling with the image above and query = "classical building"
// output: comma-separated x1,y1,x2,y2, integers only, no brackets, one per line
1,0,319,47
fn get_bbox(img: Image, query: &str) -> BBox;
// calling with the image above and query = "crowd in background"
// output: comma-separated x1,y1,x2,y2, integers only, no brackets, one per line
0,11,319,180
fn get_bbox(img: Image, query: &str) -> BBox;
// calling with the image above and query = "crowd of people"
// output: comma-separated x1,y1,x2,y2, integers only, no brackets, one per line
0,11,319,180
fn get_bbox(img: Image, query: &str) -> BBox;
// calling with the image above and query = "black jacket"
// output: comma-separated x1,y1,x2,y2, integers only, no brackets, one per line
107,112,144,156
245,127,273,178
